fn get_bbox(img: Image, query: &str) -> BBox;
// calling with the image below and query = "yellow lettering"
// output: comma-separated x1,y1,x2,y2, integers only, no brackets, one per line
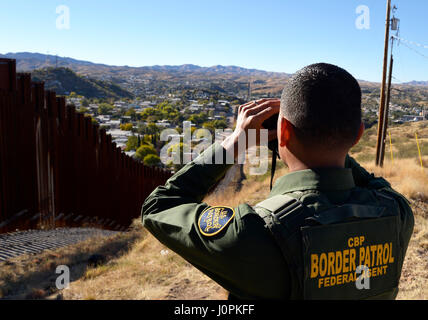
365,246,371,267
330,276,336,286
343,250,349,273
349,249,356,272
370,245,377,265
359,247,365,266
388,243,395,263
318,278,324,288
349,236,365,248
319,253,327,277
324,277,330,287
376,244,383,266
354,237,360,247
311,254,319,278
327,252,335,276
337,274,342,285
335,251,343,274
383,243,389,265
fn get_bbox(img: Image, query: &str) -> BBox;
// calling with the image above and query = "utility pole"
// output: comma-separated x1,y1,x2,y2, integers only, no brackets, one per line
378,5,400,167
375,0,392,166
379,50,394,167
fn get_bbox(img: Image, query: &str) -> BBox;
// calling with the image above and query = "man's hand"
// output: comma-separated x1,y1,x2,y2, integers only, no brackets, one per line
221,99,280,160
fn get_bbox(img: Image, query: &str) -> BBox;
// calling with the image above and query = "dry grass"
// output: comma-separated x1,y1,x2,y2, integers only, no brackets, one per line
360,157,428,202
396,202,428,300
60,229,227,300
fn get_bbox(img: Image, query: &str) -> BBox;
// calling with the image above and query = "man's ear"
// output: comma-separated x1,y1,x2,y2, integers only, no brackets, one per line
278,116,293,147
352,122,365,147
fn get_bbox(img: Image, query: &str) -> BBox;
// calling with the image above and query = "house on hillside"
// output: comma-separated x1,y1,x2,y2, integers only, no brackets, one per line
105,120,121,129
156,119,172,128
401,115,425,122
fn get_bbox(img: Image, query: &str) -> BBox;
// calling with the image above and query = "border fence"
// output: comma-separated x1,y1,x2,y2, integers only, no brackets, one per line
0,59,171,233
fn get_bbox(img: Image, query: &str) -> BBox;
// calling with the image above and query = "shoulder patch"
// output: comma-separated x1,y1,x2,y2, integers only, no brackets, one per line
198,206,235,237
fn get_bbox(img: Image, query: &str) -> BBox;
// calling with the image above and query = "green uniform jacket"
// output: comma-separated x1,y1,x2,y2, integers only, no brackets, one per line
141,143,414,300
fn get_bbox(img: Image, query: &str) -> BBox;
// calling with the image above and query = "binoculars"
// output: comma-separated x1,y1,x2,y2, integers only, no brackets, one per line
262,113,279,152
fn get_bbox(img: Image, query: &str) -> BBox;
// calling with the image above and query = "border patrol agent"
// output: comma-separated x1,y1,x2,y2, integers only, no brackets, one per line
142,63,414,300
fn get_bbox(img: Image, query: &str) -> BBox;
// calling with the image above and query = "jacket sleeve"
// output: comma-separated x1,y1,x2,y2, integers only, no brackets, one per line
141,143,290,299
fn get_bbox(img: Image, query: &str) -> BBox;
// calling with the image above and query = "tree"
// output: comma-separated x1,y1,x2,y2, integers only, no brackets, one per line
120,123,133,131
166,142,190,171
146,123,160,135
136,144,157,161
143,154,161,167
81,99,89,107
125,108,138,121
125,135,139,151
137,123,147,135
146,122,161,147
202,119,228,134
98,103,114,115
78,106,89,114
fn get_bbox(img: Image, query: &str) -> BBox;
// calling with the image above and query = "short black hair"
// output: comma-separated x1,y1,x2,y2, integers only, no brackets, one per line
280,63,362,149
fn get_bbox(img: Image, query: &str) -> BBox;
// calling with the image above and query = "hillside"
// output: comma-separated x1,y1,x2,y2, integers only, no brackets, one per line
3,52,428,102
31,67,134,99
1,52,290,78
1,52,291,97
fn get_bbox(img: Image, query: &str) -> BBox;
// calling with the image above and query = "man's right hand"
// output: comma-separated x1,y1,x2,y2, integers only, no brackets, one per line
221,99,280,160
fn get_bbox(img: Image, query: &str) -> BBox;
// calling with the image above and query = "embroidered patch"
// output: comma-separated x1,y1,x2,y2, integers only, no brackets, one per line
198,206,235,237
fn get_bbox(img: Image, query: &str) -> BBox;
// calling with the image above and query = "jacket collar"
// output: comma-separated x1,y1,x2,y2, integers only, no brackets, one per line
270,167,356,196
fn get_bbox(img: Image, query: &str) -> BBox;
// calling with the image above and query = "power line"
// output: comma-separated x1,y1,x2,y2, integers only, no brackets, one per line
399,40,428,61
393,35,428,49
391,75,404,83
391,35,428,61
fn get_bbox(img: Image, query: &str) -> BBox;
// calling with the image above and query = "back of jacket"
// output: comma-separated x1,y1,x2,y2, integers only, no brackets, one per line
254,184,410,299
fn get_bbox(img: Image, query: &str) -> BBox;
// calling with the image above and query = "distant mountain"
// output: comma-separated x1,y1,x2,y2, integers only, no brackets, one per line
2,52,427,98
0,52,295,96
0,52,290,77
31,67,133,99
0,52,102,70
403,81,428,87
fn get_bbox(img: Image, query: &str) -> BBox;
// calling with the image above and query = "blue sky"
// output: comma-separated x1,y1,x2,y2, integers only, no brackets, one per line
1,0,427,82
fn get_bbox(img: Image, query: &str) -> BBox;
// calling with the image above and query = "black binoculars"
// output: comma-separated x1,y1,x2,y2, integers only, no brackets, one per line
262,113,279,152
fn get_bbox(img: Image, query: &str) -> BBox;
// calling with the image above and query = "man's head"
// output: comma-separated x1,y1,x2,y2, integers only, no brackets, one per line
278,63,364,169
